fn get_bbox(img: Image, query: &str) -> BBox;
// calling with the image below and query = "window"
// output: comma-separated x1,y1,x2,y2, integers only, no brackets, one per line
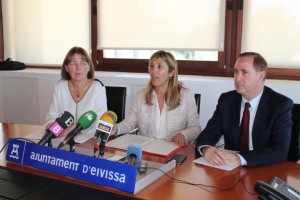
1,0,299,80
103,50,218,61
2,0,90,65
240,0,300,80
242,0,300,68
94,0,229,76
93,0,300,79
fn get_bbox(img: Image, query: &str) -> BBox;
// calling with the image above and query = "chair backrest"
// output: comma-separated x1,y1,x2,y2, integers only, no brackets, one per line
105,86,127,123
287,103,300,162
194,93,201,114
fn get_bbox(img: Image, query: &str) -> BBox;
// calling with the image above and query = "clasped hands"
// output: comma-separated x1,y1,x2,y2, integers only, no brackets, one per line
203,146,241,166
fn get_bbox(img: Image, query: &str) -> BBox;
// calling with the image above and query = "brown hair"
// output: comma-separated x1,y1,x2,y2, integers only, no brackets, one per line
61,46,95,80
144,50,184,110
238,52,268,72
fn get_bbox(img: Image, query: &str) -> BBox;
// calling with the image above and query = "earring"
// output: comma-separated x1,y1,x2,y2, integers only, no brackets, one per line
169,77,172,80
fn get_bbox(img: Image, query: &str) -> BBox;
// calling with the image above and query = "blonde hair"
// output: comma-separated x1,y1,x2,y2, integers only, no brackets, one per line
144,50,184,110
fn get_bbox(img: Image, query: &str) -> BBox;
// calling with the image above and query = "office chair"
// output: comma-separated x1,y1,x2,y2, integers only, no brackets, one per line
105,86,127,123
194,93,201,114
287,103,300,162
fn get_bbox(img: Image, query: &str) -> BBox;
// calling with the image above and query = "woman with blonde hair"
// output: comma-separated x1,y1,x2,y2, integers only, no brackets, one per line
112,50,201,146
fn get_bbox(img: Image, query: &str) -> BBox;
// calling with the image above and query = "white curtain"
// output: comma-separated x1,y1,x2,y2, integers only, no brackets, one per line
97,0,225,51
2,0,90,65
242,0,300,68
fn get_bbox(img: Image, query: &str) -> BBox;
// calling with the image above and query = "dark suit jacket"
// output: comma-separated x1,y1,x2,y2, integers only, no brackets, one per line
196,86,293,167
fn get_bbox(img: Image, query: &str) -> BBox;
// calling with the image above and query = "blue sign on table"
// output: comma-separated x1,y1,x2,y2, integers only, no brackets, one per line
6,138,137,194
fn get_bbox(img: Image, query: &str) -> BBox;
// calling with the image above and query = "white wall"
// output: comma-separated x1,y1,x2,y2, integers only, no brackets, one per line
0,69,299,129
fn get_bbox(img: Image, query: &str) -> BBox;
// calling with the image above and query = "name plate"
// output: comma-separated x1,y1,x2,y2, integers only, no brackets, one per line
6,139,137,194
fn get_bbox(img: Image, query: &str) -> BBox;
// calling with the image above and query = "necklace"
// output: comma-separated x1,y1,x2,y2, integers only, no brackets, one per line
70,79,90,100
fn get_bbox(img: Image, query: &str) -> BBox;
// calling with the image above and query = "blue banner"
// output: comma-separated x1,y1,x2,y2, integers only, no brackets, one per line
6,139,137,194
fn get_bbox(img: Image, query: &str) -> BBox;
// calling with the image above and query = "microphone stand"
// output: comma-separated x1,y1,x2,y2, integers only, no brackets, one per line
94,132,106,157
69,138,76,152
99,139,105,157
93,144,98,157
47,140,53,147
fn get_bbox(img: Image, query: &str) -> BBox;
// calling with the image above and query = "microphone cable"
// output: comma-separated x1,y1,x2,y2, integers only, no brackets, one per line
0,138,36,154
145,166,258,196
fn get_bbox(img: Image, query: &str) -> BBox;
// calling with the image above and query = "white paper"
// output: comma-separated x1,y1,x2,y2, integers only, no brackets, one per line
193,157,239,171
24,131,44,140
106,134,154,150
106,134,181,157
141,139,181,156
24,129,91,144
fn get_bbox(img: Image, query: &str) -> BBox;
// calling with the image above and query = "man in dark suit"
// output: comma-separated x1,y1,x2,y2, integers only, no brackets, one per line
195,52,293,167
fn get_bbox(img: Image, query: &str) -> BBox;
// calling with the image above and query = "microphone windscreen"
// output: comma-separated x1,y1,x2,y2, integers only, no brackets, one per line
77,110,97,130
38,111,74,145
95,110,118,138
126,144,142,164
57,110,97,149
50,111,74,137
100,110,118,124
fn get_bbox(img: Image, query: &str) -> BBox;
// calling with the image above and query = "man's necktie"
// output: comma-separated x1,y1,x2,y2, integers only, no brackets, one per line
240,102,250,152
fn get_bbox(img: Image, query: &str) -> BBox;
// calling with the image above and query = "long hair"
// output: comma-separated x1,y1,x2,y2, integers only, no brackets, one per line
61,46,95,80
144,50,184,110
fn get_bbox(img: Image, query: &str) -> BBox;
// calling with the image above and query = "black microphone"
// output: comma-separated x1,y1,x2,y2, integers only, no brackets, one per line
38,111,74,146
126,144,142,165
57,110,97,150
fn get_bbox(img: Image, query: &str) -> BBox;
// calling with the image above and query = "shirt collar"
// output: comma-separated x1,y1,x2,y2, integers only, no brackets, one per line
242,90,263,110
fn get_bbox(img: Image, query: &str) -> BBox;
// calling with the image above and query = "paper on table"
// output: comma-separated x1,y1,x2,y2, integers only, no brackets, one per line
106,134,183,157
24,131,44,140
24,130,91,144
106,134,154,149
24,131,62,147
142,139,183,157
193,157,239,171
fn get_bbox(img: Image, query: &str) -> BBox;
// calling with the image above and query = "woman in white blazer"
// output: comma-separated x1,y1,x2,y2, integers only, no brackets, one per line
112,50,201,146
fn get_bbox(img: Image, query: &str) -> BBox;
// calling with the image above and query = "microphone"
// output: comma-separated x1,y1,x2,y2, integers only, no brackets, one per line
57,110,97,150
94,110,118,141
38,111,74,146
126,144,142,165
94,111,118,157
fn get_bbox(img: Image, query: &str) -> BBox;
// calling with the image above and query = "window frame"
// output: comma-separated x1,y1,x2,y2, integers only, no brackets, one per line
0,0,4,59
0,0,299,80
92,0,228,77
92,0,300,80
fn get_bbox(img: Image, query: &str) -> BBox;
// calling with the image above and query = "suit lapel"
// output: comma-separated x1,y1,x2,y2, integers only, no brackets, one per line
231,94,242,148
252,87,270,144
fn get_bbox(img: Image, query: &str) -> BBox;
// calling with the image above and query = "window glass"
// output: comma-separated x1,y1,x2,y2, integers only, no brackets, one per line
98,0,224,61
242,0,300,68
104,50,218,61
2,0,90,65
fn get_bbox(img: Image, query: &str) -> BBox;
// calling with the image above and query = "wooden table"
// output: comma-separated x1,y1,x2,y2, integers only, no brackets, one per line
1,123,300,200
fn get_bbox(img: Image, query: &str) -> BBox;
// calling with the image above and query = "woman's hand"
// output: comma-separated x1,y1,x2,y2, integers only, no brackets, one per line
60,123,76,137
111,124,118,136
169,133,187,146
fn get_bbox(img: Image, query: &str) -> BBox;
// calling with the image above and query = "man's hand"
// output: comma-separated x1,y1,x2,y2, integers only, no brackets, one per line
218,150,241,166
203,147,240,166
